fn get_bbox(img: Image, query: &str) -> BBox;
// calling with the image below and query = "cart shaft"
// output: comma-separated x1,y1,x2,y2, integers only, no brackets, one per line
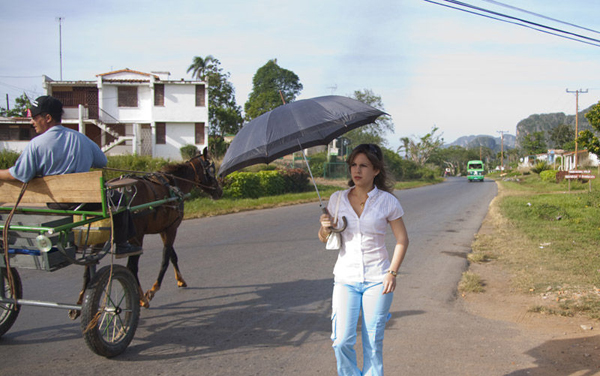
0,297,81,311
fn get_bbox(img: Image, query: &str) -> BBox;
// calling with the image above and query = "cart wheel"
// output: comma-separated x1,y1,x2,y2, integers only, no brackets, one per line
0,267,22,338
81,265,140,357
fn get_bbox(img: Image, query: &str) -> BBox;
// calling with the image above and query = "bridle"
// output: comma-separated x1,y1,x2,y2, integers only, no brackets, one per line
184,154,219,192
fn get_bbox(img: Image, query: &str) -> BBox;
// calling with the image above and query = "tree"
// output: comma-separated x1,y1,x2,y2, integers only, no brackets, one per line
188,55,243,137
397,126,444,166
0,93,31,117
577,100,600,157
187,55,217,81
343,89,394,147
521,131,548,155
549,123,574,149
429,145,491,176
244,59,303,120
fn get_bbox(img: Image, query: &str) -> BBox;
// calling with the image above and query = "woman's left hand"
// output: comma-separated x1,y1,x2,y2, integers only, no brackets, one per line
382,273,396,294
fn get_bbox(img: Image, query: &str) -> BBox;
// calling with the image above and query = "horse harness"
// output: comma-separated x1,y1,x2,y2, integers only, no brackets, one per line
122,173,184,227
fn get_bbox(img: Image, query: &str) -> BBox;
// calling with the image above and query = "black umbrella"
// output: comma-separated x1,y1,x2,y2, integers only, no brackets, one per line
218,95,386,178
218,95,386,222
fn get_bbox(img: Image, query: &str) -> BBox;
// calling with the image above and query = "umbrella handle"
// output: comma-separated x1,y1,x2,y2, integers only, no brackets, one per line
321,207,347,233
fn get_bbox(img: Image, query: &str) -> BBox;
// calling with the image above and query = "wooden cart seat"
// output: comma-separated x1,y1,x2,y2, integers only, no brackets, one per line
0,171,103,205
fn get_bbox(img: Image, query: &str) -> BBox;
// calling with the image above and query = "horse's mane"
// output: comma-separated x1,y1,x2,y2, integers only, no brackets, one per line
161,161,192,176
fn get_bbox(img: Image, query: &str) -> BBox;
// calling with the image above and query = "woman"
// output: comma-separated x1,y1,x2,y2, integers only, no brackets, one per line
318,144,409,376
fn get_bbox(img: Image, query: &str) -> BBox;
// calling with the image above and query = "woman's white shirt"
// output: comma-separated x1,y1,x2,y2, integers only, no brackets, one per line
327,186,404,283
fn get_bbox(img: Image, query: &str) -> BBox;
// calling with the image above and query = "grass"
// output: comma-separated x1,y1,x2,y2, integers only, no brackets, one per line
468,170,600,320
184,184,340,219
183,177,444,219
459,271,485,293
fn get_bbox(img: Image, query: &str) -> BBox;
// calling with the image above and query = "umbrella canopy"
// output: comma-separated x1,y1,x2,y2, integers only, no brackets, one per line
218,95,387,177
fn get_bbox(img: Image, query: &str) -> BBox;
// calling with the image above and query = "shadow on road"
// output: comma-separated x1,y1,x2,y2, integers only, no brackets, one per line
504,335,600,376
125,278,335,360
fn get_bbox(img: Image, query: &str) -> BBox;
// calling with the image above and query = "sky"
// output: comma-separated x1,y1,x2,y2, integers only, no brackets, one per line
1,0,600,151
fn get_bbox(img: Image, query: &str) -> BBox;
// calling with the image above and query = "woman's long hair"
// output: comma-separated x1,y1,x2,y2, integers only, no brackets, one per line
346,144,394,193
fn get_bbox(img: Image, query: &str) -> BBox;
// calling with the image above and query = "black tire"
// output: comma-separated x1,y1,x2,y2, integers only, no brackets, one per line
81,265,140,357
0,267,22,338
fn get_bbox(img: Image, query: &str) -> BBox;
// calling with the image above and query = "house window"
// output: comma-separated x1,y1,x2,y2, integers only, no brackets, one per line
52,89,74,107
195,122,205,144
155,122,166,144
154,84,164,106
195,85,205,107
118,86,138,107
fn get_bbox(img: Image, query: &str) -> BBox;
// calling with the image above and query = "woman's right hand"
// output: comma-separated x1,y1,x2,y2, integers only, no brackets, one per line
318,212,334,242
320,212,333,230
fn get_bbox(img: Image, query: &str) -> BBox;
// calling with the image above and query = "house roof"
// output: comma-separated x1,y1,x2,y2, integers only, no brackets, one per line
97,69,160,82
97,68,159,78
0,117,32,124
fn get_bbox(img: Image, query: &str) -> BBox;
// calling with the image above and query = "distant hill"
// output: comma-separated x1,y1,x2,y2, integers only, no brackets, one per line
445,134,516,153
515,104,594,147
445,103,597,151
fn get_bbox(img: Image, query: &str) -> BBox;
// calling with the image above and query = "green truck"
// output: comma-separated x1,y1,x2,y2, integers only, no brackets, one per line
467,160,484,182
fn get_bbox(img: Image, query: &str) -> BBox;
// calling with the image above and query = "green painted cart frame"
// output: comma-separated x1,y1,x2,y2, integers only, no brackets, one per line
0,171,185,357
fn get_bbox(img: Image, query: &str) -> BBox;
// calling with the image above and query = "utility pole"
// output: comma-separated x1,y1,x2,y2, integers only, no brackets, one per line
497,131,509,172
566,88,588,169
56,17,64,80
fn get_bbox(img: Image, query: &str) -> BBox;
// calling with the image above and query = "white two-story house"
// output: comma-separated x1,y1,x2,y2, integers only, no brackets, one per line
1,69,209,160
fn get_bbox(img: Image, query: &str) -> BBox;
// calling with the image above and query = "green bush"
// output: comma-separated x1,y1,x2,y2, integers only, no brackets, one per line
257,170,286,196
308,151,327,177
416,167,438,181
105,155,171,180
0,150,20,169
279,168,310,193
223,172,261,198
540,170,558,183
222,168,311,198
180,144,200,160
531,161,551,174
381,148,429,181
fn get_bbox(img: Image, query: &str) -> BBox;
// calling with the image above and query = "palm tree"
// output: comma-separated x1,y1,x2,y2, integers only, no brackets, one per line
187,55,217,81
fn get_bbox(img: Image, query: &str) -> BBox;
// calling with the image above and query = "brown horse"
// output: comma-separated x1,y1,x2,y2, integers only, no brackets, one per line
113,147,222,307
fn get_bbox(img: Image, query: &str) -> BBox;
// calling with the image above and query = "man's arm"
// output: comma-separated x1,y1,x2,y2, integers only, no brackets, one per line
0,169,18,181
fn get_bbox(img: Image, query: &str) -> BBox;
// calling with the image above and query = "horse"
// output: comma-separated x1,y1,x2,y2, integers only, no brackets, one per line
66,147,221,319
117,147,222,307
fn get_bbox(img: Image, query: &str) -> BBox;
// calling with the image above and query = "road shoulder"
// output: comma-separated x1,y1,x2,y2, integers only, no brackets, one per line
460,196,600,375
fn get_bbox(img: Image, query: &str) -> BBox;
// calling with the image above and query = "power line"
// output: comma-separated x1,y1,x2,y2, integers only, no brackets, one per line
480,0,600,35
437,0,600,44
424,0,600,48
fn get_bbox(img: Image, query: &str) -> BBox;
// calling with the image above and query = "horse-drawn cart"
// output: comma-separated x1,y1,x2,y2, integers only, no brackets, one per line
0,170,191,357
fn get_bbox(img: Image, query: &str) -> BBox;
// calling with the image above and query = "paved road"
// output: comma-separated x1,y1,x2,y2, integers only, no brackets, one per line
2,177,546,375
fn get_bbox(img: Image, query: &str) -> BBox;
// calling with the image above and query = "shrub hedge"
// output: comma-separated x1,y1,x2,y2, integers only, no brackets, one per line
540,169,558,183
223,168,310,199
0,150,20,169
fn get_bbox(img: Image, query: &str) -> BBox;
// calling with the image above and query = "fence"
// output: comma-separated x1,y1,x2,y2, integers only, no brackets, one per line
323,162,348,179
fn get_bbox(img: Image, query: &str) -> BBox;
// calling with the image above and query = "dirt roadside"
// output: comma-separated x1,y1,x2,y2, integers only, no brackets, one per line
460,190,600,375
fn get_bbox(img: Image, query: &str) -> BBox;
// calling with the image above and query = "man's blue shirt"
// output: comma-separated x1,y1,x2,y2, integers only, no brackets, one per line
9,125,108,182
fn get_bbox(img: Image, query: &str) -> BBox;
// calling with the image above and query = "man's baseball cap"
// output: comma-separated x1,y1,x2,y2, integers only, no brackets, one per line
28,96,63,118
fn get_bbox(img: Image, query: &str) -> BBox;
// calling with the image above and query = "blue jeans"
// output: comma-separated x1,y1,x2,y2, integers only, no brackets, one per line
331,281,393,376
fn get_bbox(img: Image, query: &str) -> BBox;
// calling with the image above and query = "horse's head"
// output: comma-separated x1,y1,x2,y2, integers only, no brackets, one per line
188,147,223,200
